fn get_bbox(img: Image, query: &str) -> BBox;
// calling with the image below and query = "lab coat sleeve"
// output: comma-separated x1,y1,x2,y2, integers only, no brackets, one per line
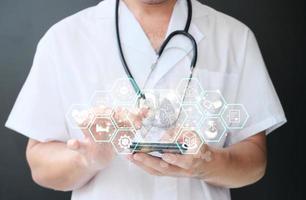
225,29,287,146
5,31,70,142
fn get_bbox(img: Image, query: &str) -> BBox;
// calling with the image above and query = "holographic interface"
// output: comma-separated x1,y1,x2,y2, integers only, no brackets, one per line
66,78,249,155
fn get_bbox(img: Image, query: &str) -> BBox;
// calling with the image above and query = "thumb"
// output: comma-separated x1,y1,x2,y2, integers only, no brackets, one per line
66,138,91,154
67,139,80,150
160,127,180,142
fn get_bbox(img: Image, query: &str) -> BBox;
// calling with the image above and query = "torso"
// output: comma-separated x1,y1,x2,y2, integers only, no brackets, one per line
137,14,171,51
46,1,251,200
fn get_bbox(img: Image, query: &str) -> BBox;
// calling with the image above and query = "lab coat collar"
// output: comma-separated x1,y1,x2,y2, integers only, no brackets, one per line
147,0,205,87
94,0,207,88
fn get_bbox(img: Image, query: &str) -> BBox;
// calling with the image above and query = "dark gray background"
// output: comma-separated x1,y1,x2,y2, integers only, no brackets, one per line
0,0,305,199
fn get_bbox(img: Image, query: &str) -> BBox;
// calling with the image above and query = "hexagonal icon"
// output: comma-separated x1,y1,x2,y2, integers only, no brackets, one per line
111,129,136,154
89,90,115,116
137,89,182,129
199,90,226,116
221,104,249,129
176,78,203,104
66,104,95,129
111,78,138,105
175,128,204,155
111,106,135,129
181,104,204,128
88,116,117,142
199,117,227,143
175,108,188,129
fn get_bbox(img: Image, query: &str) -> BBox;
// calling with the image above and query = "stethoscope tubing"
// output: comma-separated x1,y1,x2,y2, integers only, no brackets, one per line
115,0,197,101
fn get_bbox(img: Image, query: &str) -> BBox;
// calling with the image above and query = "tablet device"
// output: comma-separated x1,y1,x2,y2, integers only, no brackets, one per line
129,142,188,154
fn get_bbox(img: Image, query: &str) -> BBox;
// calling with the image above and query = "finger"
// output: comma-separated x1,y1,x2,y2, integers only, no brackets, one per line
73,108,98,139
160,127,180,142
198,144,213,162
112,107,124,123
126,154,134,161
67,139,80,150
129,107,149,128
138,107,149,118
113,107,136,128
113,107,149,129
67,138,91,155
132,153,184,176
128,112,143,129
161,153,195,170
132,160,164,176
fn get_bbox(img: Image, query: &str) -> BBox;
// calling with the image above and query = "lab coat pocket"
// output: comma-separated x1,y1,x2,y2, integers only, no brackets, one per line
194,68,240,103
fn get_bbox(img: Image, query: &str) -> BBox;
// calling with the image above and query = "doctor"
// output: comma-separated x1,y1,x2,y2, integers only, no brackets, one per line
5,0,286,199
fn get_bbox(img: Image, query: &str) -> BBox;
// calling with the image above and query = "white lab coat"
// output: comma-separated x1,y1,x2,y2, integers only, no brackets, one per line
5,0,286,199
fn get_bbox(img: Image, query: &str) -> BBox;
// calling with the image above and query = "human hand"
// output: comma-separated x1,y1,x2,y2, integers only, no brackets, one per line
76,105,148,130
111,106,149,129
67,106,149,171
67,113,116,171
127,129,216,178
66,138,115,172
159,126,182,143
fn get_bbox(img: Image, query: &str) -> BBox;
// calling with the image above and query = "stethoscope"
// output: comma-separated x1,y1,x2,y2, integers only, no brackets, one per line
115,0,198,130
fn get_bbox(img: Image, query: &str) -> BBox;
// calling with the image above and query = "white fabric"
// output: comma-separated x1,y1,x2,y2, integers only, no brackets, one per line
5,0,286,199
